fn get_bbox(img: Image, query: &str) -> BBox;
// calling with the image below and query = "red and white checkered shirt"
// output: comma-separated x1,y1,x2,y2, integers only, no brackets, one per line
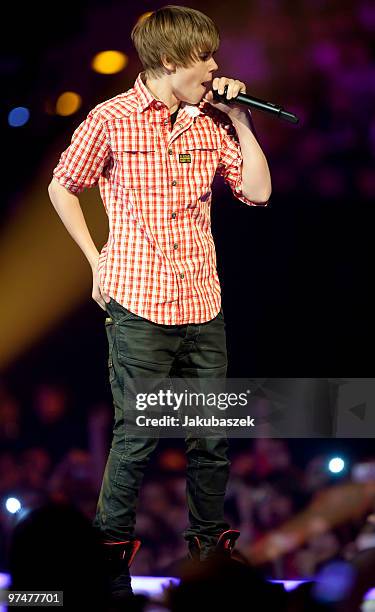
53,71,267,324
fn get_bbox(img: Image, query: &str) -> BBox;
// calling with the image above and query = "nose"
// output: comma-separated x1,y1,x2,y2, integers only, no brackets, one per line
210,58,219,72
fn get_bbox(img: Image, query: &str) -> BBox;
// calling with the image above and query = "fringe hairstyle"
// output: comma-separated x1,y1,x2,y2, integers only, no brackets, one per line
131,5,220,78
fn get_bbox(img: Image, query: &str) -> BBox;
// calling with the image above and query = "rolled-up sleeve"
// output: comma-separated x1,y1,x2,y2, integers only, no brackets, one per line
53,110,111,194
216,128,269,207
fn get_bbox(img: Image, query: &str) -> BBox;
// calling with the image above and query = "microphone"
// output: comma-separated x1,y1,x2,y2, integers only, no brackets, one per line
213,84,299,124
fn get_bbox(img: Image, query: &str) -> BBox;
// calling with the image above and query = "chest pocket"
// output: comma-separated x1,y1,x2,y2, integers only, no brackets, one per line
179,129,221,189
112,135,161,191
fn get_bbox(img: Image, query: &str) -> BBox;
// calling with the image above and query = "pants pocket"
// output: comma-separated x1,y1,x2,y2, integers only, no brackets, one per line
105,316,116,383
107,298,140,325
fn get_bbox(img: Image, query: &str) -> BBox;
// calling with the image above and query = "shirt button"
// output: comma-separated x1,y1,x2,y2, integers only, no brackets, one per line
179,123,183,127
172,180,177,186
171,212,177,219
180,273,185,279
168,148,173,155
164,118,169,125
173,243,178,249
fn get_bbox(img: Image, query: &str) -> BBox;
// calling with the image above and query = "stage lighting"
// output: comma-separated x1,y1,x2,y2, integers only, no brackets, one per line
5,497,21,514
328,457,345,474
8,107,30,127
312,560,356,603
56,92,82,116
91,50,128,74
137,12,153,23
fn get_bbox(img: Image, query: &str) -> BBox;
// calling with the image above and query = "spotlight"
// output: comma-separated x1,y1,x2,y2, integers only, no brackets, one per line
5,497,21,514
328,457,345,474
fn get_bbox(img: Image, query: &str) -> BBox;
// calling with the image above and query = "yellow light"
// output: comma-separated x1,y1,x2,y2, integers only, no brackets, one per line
0,162,109,370
138,11,153,23
91,50,128,75
56,92,82,116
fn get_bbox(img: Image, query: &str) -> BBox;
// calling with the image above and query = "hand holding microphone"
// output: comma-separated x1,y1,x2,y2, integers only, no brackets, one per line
204,77,248,118
205,76,299,124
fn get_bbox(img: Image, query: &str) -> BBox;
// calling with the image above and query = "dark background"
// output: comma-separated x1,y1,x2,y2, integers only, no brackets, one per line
1,0,374,577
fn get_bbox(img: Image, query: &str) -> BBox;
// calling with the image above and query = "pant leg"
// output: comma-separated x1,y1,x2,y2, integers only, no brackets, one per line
171,308,231,546
93,298,182,542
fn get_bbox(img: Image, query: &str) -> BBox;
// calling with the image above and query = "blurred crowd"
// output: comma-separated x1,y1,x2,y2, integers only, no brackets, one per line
7,497,375,612
1,378,375,586
229,0,375,205
113,2,371,215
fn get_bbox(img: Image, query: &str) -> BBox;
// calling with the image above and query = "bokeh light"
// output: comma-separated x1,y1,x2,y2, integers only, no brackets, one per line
55,92,82,117
8,107,30,127
91,50,128,75
5,497,21,514
137,11,153,23
328,457,345,474
313,560,356,603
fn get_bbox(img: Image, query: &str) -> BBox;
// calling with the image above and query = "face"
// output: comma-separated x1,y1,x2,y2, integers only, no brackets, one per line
169,50,219,105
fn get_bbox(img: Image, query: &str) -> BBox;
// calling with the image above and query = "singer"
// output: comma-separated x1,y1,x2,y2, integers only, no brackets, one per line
47,4,271,603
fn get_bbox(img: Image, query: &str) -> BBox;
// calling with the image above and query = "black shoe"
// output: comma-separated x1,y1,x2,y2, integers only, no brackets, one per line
187,529,240,561
103,539,141,603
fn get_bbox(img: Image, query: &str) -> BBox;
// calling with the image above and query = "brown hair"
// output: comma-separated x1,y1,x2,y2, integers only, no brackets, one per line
131,5,220,78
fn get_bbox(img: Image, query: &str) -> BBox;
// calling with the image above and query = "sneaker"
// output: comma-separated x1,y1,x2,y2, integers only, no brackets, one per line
187,529,240,561
103,539,141,603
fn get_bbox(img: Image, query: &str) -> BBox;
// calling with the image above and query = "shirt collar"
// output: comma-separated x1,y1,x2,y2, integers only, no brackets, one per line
134,71,204,118
134,71,156,112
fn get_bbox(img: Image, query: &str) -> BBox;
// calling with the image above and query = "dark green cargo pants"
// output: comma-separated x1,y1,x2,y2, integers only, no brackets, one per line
92,297,230,549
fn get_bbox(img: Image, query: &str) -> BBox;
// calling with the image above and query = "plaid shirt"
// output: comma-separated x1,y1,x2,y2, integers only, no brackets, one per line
53,71,267,324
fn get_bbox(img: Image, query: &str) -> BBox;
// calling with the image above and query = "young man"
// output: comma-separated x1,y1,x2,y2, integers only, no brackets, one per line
48,5,271,602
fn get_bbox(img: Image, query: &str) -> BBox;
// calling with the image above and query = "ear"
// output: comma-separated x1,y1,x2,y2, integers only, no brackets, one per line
161,54,177,73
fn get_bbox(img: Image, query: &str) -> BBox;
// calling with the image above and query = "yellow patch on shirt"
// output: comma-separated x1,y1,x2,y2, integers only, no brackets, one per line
179,153,191,163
